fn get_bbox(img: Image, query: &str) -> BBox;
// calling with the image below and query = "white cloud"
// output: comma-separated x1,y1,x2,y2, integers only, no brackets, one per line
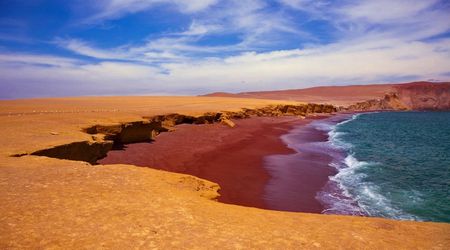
64,0,309,62
172,0,219,12
55,39,126,59
179,21,221,36
2,37,449,98
85,0,219,23
214,0,308,46
0,53,81,67
338,0,440,23
2,1,450,99
55,38,191,63
278,0,327,10
280,0,450,42
159,38,450,89
0,54,163,98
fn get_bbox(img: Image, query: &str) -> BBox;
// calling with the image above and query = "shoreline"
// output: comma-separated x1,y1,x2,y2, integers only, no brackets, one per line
99,114,344,212
99,116,312,209
1,95,449,248
263,114,347,213
318,113,368,216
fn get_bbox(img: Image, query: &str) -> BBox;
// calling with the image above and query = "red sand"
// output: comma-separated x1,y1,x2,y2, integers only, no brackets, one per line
263,121,337,213
99,116,333,211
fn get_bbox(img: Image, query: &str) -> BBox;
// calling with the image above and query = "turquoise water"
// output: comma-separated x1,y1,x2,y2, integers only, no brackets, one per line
328,112,450,222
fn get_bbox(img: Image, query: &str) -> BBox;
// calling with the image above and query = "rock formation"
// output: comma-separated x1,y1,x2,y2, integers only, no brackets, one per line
348,82,450,111
395,82,450,110
26,103,336,164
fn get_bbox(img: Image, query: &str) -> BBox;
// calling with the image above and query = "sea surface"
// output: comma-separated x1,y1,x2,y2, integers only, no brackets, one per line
317,111,450,222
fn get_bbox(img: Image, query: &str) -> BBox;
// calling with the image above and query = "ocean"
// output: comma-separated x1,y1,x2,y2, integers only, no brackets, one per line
318,111,450,222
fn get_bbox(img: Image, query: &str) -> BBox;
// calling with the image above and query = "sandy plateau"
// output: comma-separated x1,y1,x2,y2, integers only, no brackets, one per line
0,95,449,249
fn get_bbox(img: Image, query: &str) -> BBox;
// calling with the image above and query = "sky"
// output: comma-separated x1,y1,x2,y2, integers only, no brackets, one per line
0,0,449,99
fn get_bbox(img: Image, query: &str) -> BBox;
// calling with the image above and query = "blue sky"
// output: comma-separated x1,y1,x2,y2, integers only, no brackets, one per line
0,0,449,99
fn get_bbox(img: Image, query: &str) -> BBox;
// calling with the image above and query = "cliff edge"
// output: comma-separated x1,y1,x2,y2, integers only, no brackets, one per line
348,82,450,111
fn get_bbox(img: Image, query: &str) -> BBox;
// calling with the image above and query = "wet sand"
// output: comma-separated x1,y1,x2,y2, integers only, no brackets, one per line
263,115,353,213
99,115,335,211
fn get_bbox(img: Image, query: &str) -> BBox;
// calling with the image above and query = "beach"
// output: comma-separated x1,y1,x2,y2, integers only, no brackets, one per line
99,116,304,208
99,115,344,213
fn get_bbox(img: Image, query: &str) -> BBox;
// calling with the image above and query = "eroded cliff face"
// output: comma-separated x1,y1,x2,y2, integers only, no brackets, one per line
26,103,336,164
348,82,450,111
18,83,449,163
395,82,450,110
347,93,409,111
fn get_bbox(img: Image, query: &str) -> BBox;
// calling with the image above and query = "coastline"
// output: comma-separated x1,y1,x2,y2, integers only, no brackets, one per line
263,114,354,213
1,96,449,248
99,116,311,209
322,111,450,222
98,112,375,215
99,115,339,211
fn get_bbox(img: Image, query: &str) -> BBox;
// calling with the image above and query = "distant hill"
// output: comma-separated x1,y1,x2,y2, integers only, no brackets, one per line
202,81,450,110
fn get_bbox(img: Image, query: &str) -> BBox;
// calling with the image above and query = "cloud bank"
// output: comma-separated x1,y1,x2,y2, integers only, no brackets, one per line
0,0,449,98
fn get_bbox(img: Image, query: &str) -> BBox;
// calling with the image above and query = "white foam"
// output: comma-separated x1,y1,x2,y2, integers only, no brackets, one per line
330,155,368,197
312,121,335,132
339,113,361,125
355,184,421,221
316,114,368,215
326,114,361,150
319,113,423,220
329,131,352,150
280,112,422,220
344,154,365,168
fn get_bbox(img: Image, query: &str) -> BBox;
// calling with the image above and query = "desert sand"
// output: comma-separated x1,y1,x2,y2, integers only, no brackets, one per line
204,83,397,106
1,96,449,249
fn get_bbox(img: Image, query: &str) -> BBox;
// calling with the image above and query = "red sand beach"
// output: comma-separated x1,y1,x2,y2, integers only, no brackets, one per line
262,114,354,213
99,116,336,212
263,121,337,213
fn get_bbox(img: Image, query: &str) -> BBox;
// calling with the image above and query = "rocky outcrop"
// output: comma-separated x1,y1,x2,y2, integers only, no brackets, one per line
394,82,450,110
31,141,113,164
23,103,337,164
347,93,409,111
347,82,450,111
172,176,221,200
84,103,337,145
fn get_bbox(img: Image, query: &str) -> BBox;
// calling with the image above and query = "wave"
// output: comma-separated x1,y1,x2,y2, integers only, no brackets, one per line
317,154,367,216
318,113,422,221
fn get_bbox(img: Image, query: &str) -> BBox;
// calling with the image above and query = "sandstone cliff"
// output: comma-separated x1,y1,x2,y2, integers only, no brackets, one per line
348,82,450,111
25,103,336,164
395,82,450,110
